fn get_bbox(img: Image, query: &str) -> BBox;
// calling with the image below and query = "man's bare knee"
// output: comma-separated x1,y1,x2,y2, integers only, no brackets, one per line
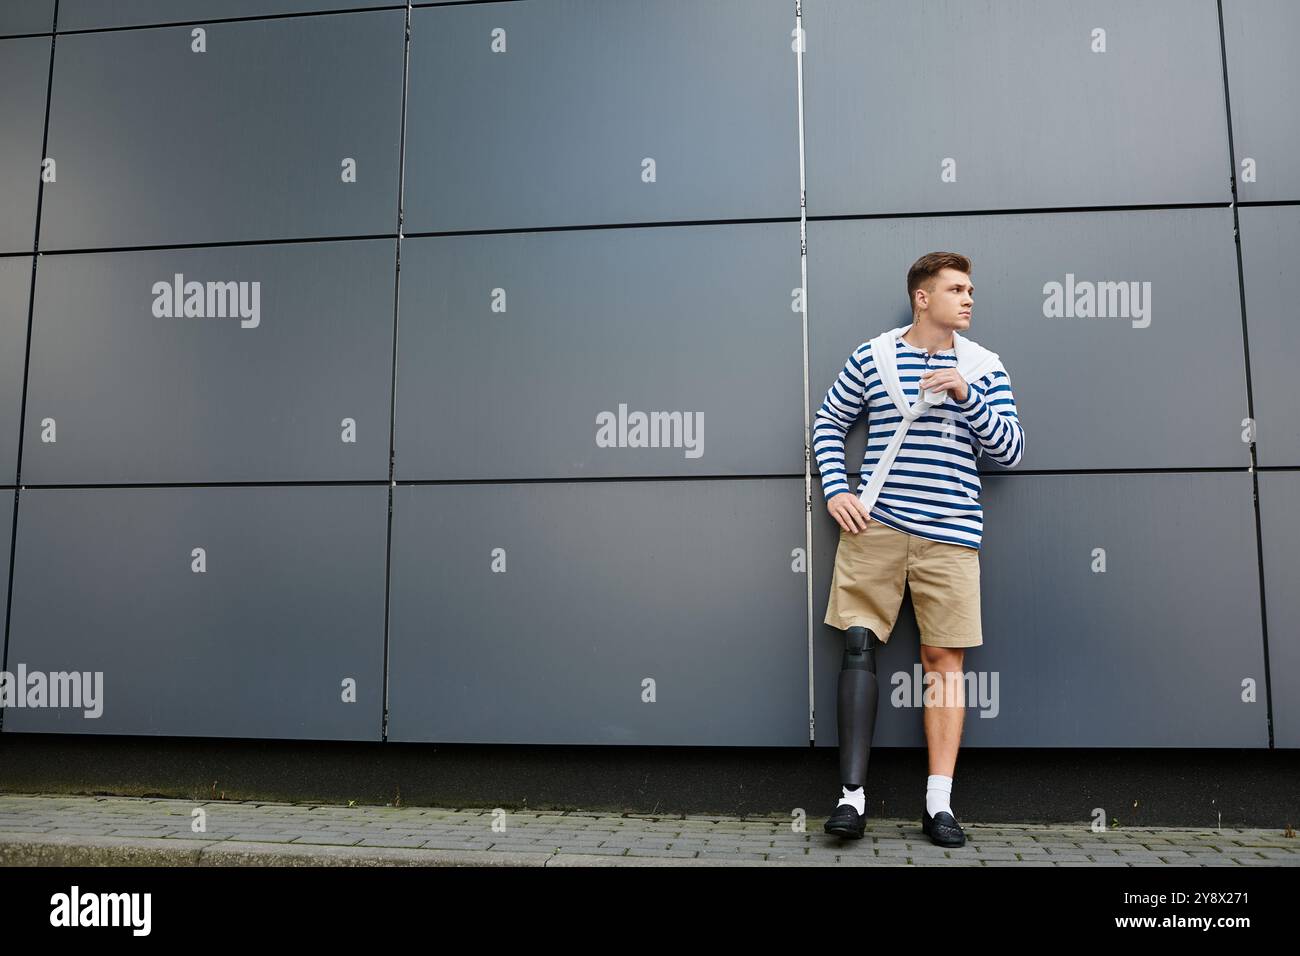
921,645,963,671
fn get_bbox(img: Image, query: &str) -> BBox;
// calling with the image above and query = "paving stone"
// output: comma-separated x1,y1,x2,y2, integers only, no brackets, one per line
983,860,1057,866
1,794,1292,868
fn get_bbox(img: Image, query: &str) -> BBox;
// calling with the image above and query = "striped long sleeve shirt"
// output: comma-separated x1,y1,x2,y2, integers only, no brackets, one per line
813,336,1025,550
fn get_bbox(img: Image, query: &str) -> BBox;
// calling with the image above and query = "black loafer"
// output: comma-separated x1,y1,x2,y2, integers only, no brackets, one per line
824,802,866,839
922,806,966,847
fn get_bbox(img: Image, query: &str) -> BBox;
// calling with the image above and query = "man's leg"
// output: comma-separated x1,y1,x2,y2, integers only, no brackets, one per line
837,625,881,787
823,625,881,839
920,644,966,777
822,519,908,839
919,643,969,846
908,534,980,847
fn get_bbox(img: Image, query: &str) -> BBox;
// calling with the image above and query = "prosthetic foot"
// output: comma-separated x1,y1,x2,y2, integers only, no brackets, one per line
823,625,881,839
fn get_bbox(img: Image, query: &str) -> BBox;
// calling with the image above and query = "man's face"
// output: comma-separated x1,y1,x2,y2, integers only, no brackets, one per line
917,268,974,331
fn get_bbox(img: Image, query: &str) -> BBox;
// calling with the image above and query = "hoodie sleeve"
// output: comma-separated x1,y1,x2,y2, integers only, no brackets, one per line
953,367,1025,467
813,342,874,500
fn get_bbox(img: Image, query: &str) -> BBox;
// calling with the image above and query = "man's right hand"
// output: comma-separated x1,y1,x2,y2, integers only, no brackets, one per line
827,492,874,534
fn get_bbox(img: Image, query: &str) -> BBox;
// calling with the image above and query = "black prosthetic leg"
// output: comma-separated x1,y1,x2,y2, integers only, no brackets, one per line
823,625,881,838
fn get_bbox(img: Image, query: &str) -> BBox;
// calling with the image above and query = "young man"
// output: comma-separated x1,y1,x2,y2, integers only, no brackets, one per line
814,252,1025,846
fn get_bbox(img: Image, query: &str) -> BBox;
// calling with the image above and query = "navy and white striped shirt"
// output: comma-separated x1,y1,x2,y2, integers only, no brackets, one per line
813,336,1025,550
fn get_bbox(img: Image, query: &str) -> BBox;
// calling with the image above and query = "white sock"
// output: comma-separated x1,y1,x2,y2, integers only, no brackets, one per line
926,774,953,817
837,785,865,814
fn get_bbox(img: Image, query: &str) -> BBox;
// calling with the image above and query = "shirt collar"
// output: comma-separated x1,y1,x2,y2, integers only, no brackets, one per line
898,336,956,356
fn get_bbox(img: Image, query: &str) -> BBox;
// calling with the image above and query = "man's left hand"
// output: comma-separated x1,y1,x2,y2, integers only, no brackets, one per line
919,369,968,404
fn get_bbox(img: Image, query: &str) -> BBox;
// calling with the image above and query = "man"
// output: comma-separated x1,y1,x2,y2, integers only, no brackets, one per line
814,251,1025,846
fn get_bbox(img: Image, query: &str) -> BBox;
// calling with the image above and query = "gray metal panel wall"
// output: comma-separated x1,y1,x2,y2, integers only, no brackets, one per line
0,36,49,254
1223,0,1300,203
0,493,10,656
813,473,1267,748
402,0,799,233
1258,473,1300,747
4,486,388,739
0,0,1294,748
394,225,804,482
38,11,405,250
808,208,1249,474
0,257,31,486
386,480,808,745
0,2,54,37
802,0,1230,214
54,1,483,33
1239,205,1299,468
57,1,403,31
22,240,396,484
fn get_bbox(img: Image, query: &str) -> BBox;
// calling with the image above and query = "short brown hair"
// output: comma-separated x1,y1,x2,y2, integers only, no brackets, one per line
907,252,972,315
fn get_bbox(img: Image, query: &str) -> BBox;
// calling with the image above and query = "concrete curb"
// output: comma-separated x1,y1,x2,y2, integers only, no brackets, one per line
0,832,781,867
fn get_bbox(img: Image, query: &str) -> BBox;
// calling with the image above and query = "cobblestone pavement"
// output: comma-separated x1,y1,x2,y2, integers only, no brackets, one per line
0,793,1295,866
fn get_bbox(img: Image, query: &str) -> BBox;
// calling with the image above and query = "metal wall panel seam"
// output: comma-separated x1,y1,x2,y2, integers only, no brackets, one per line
0,1,59,735
1216,0,1275,749
380,0,414,744
795,0,815,746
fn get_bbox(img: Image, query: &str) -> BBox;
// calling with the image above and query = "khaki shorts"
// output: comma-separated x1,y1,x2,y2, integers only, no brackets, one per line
823,517,983,648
